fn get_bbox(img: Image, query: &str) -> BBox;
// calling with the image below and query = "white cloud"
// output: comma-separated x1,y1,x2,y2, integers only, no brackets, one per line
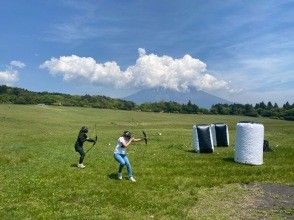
0,70,19,86
40,55,126,87
10,60,26,68
0,60,22,85
40,48,229,92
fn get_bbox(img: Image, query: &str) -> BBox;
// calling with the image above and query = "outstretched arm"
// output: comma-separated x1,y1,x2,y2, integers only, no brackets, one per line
132,138,142,142
133,138,147,145
121,137,135,148
86,138,95,142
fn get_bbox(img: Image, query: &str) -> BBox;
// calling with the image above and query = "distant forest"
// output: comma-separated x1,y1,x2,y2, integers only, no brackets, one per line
0,85,293,121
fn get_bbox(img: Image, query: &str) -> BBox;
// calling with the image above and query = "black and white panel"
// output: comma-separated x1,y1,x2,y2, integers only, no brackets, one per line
192,125,199,152
211,124,217,147
192,124,214,153
214,123,229,147
211,123,229,147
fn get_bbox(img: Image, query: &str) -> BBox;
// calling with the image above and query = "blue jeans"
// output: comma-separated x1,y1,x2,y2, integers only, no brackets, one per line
114,153,133,177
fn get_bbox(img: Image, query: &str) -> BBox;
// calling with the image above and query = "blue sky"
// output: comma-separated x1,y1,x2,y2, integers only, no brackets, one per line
0,0,293,105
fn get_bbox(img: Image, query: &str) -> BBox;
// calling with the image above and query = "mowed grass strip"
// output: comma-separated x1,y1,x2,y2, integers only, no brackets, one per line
0,104,293,219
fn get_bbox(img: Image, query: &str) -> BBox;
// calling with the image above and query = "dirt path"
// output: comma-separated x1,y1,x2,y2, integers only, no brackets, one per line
187,183,293,219
247,183,294,219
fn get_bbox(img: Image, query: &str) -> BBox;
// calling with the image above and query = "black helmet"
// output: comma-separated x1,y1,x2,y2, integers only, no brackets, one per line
81,126,88,133
123,131,132,139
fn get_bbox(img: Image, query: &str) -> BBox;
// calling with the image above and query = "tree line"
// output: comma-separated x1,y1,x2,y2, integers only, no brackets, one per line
137,101,294,121
0,85,135,110
210,102,294,121
0,85,293,120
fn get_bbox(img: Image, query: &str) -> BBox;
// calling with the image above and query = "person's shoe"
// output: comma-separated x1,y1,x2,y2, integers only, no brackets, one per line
78,163,85,168
117,173,123,180
129,176,136,182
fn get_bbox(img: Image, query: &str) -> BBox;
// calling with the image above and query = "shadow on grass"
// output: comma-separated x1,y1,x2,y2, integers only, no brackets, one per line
222,157,235,163
184,149,196,153
184,150,213,154
108,173,118,180
70,163,78,168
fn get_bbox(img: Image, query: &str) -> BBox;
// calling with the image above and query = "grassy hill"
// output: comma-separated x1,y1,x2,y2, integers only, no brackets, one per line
0,104,293,219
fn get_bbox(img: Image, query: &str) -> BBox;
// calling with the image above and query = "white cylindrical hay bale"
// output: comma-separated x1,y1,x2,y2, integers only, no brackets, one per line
234,122,264,165
210,124,217,146
192,124,214,153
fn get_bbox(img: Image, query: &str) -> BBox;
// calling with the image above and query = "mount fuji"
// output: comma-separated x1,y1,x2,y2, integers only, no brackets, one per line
124,87,232,108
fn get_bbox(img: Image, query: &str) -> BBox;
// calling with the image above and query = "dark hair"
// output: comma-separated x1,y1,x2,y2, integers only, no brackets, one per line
122,131,132,139
80,126,88,133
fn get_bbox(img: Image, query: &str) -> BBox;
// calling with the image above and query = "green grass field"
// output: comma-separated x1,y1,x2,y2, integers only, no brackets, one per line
0,104,293,219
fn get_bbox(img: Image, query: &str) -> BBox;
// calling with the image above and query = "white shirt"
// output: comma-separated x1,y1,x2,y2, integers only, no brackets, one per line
114,136,127,155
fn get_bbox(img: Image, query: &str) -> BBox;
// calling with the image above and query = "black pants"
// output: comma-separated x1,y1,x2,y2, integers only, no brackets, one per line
75,147,85,164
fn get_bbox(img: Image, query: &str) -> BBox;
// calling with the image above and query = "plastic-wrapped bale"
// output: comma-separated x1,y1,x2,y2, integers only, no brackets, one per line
234,122,264,165
192,124,214,153
211,124,217,147
211,123,229,147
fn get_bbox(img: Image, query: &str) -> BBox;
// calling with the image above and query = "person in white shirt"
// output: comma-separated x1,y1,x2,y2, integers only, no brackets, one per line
114,131,141,182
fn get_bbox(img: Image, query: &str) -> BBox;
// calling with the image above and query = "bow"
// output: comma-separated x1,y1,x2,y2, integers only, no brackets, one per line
142,130,148,145
93,135,98,146
93,123,97,147
86,124,98,154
